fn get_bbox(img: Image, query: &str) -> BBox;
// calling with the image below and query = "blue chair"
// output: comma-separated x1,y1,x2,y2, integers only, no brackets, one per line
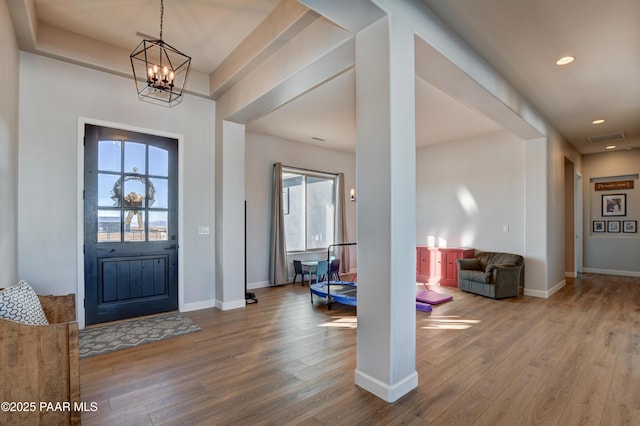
329,259,340,282
315,260,328,284
292,260,310,286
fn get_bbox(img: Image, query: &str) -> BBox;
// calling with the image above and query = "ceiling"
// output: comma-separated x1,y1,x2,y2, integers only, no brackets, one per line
7,0,639,155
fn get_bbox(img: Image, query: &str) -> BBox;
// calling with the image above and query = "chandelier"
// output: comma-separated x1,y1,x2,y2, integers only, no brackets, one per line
130,0,191,106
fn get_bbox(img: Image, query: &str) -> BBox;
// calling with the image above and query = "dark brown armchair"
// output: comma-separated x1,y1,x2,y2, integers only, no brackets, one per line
457,251,524,299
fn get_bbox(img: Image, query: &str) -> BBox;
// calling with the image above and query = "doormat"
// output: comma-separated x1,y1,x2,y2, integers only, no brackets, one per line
79,312,201,359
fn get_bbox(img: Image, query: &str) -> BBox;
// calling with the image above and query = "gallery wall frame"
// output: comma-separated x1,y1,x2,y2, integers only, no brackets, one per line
593,220,605,233
607,221,621,233
602,194,626,217
623,220,637,233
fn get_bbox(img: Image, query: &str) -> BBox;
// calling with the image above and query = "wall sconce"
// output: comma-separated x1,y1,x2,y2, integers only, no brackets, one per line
350,188,357,202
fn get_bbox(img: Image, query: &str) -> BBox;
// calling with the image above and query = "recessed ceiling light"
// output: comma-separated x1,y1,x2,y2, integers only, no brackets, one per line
556,56,575,65
592,119,605,124
606,145,616,150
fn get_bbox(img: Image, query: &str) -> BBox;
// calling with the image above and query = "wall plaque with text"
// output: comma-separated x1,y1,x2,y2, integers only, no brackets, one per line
594,181,634,191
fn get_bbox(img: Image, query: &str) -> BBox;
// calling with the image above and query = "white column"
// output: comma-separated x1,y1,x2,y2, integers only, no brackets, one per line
354,15,418,402
214,119,246,310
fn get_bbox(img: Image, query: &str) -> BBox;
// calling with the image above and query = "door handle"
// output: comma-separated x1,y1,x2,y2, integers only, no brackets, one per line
165,245,177,250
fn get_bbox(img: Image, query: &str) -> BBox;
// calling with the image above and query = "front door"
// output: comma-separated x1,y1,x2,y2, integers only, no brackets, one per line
84,124,178,325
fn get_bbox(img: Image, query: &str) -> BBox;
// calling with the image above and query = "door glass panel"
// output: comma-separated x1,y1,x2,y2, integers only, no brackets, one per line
149,146,168,177
98,141,121,172
148,178,168,209
148,211,168,241
98,174,121,207
96,137,172,244
125,142,146,174
124,210,145,241
123,177,146,208
98,210,121,242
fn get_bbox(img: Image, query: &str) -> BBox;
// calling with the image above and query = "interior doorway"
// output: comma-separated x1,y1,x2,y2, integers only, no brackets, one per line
564,157,581,277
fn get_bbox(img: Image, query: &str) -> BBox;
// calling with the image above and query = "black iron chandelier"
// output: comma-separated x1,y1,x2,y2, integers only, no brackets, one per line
130,0,191,106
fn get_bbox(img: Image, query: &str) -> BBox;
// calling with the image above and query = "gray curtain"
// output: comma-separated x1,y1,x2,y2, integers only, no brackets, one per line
269,162,288,284
336,173,351,273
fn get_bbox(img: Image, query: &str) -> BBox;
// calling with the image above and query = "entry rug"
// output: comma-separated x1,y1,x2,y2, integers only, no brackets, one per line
79,312,201,358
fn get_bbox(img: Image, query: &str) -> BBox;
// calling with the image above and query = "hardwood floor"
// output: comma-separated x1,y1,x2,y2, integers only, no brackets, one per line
80,274,640,425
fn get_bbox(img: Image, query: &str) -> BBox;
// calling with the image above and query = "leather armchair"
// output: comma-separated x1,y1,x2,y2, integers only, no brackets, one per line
457,251,524,299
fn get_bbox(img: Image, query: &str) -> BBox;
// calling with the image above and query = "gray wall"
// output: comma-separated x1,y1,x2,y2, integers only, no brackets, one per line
416,130,526,255
0,1,19,286
583,149,640,275
244,131,356,288
18,52,216,315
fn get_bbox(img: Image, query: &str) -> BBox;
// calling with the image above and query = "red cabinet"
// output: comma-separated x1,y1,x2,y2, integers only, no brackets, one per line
416,246,474,287
416,246,440,283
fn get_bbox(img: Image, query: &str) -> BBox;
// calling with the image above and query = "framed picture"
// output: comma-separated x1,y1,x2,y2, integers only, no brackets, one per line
602,194,626,217
623,220,637,233
592,220,605,233
607,221,621,233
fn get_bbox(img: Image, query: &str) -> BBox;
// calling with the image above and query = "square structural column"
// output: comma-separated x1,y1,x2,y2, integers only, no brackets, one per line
354,15,417,402
214,119,247,310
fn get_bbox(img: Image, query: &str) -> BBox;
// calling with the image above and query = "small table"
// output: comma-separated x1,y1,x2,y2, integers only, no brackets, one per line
301,261,318,286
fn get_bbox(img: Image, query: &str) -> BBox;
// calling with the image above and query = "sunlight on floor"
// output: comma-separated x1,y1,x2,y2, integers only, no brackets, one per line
420,315,481,330
318,316,358,329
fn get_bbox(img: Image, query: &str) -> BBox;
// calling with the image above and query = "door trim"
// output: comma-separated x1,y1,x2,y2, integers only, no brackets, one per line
77,117,185,330
574,171,583,274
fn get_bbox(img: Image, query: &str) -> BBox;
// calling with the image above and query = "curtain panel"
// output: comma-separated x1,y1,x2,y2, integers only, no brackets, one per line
269,162,288,284
336,173,351,273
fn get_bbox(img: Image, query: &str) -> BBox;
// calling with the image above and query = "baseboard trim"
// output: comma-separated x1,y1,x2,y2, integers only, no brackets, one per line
565,271,577,278
247,280,271,290
181,299,215,312
215,299,246,311
582,268,640,278
523,279,565,299
354,369,418,403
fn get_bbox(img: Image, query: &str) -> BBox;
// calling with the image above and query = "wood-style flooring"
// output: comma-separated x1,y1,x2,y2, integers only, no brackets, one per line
80,273,640,425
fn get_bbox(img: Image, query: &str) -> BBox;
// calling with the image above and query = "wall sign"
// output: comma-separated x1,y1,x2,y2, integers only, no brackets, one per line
595,180,634,191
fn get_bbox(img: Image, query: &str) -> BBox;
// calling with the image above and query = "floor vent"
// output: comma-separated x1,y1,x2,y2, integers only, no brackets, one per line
587,132,626,144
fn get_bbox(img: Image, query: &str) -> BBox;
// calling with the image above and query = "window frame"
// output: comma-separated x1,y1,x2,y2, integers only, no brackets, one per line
282,166,338,253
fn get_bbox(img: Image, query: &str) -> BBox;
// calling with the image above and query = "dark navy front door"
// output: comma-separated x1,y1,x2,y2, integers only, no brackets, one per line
84,124,178,325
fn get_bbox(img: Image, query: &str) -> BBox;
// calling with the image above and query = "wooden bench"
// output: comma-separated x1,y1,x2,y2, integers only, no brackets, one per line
0,293,80,425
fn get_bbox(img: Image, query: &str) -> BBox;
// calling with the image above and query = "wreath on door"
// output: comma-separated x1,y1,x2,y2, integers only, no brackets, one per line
110,175,156,208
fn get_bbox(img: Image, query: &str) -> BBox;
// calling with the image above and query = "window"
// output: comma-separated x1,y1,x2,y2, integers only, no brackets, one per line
96,140,170,243
282,168,336,252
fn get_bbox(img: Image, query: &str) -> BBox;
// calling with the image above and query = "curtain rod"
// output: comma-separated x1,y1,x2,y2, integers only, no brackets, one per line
275,163,339,177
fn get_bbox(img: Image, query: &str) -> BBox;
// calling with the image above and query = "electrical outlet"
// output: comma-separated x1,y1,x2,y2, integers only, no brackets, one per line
198,225,210,235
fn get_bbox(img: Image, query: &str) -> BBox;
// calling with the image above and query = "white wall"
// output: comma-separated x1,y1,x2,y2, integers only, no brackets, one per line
582,149,640,275
0,0,19,286
244,131,356,288
546,130,582,290
18,52,216,312
416,130,525,255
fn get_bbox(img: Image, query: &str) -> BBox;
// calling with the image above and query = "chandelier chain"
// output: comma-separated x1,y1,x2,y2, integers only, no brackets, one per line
160,0,164,40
